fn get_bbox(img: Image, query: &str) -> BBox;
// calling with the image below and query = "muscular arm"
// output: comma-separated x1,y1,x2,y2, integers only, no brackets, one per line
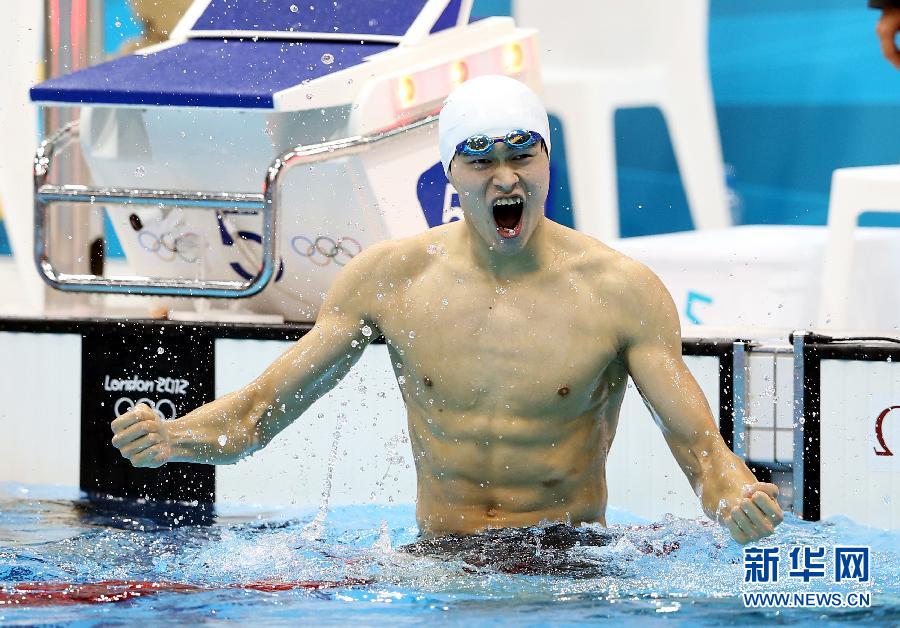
111,241,392,466
620,264,783,542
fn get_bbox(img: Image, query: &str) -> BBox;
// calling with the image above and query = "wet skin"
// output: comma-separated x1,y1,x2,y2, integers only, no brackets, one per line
111,142,784,543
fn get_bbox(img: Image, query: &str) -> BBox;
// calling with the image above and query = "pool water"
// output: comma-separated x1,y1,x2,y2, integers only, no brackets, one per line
1,484,897,626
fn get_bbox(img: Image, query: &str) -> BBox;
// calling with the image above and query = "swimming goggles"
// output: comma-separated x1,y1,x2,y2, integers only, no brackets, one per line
455,129,542,156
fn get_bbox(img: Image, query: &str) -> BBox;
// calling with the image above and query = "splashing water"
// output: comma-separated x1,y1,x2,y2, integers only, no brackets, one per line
300,412,350,541
0,485,897,625
373,519,393,553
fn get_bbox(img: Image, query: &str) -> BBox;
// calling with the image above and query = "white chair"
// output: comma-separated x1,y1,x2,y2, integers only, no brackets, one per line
818,165,900,330
512,0,730,240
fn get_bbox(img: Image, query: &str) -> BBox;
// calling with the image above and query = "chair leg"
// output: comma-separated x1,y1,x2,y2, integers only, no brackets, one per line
660,76,731,231
819,173,860,329
542,79,619,241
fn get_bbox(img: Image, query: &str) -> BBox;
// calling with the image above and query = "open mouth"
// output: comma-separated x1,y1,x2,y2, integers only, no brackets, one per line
492,196,525,239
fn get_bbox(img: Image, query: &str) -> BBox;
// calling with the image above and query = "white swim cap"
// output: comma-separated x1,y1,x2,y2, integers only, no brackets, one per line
439,75,551,174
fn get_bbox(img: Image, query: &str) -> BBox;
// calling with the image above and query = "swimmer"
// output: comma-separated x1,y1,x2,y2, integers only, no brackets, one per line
111,75,783,545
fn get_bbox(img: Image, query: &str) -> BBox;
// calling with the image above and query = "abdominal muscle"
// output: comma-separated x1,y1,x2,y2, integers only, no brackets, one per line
406,407,615,537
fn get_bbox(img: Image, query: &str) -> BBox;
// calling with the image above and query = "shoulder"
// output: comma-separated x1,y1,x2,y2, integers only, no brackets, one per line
605,248,681,348
325,226,454,305
333,231,425,281
552,226,679,342
344,224,455,279
600,245,675,319
552,224,661,295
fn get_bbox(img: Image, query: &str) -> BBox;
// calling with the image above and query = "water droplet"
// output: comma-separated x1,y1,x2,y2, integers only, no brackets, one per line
217,434,228,447
306,93,313,100
427,244,438,255
442,298,449,306
156,347,165,355
361,325,372,337
290,4,299,12
351,339,359,348
398,375,406,385
321,53,334,65
408,331,416,339
368,18,379,27
134,166,146,177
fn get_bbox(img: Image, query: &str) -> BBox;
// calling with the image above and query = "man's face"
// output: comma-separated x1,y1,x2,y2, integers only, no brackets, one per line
447,137,550,254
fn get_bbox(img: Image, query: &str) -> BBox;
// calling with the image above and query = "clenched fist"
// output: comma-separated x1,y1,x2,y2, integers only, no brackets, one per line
110,402,174,468
721,482,785,544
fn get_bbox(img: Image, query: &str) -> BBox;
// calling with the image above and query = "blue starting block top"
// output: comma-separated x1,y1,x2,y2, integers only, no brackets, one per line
30,0,466,109
31,39,393,109
191,0,463,39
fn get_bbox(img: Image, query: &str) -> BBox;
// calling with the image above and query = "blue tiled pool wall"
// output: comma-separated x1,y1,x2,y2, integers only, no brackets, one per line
2,0,897,256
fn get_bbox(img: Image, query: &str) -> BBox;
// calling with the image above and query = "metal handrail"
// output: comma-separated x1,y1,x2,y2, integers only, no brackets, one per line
728,334,813,516
791,331,808,518
33,114,438,297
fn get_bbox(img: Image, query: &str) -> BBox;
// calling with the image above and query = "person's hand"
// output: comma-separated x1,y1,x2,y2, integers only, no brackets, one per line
110,403,174,468
877,8,900,69
721,482,784,544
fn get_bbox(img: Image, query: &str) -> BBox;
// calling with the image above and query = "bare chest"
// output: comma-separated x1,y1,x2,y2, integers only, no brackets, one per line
377,272,625,417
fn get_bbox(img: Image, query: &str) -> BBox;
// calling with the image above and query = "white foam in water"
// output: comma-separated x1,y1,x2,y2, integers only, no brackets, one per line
0,485,898,624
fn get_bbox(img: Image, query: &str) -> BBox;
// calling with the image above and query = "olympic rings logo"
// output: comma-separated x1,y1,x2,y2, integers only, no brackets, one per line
137,229,207,263
291,235,362,267
114,397,177,421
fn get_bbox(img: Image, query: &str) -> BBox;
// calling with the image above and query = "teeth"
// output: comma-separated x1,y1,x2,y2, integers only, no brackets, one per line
494,197,521,206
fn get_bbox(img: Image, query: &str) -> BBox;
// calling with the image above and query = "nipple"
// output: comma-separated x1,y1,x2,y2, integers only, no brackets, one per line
486,506,498,518
557,385,570,396
423,376,433,387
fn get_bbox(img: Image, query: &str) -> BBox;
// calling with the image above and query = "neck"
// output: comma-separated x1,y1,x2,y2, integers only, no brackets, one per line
459,218,549,279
